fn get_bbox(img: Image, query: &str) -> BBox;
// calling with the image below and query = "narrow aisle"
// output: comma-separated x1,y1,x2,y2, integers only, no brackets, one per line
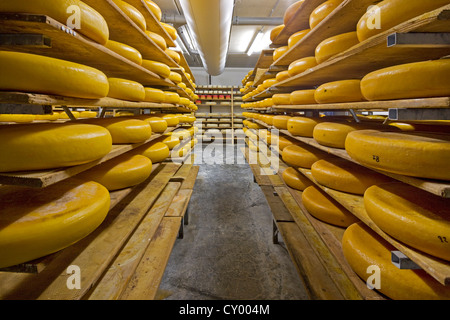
159,142,309,300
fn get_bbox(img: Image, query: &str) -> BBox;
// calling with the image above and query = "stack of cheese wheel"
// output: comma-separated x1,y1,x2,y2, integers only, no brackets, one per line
0,122,112,172
311,157,392,195
360,59,450,101
345,130,450,180
356,0,450,42
0,179,110,268
78,153,152,191
314,79,365,103
364,182,450,262
315,32,359,64
342,222,450,299
287,117,322,137
0,51,109,99
107,78,146,101
0,0,109,45
282,143,333,169
282,167,313,191
302,185,359,227
105,40,143,65
313,121,392,148
82,118,152,144
309,0,344,29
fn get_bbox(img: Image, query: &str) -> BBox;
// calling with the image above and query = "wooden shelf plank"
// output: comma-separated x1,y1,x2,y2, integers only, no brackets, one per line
82,0,178,67
298,168,450,286
0,13,172,87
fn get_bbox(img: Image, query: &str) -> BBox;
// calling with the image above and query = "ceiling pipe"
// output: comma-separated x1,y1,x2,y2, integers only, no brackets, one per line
178,0,234,76
163,14,283,26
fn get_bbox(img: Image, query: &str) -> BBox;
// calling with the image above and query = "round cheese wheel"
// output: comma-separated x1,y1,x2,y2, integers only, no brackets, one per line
302,185,358,227
137,116,168,133
342,222,450,300
0,114,35,123
169,71,182,84
314,79,365,104
356,0,450,42
287,117,322,137
80,154,152,191
86,118,152,144
345,130,450,180
166,49,181,64
164,92,181,105
270,24,285,42
282,144,333,169
315,31,359,64
0,51,109,99
142,60,171,78
272,94,292,105
112,0,146,31
262,78,278,89
144,87,166,103
290,90,317,105
144,0,162,21
284,1,305,24
0,123,112,172
79,111,98,118
288,29,310,49
162,114,180,126
162,23,177,40
282,167,313,191
365,182,450,261
273,46,288,61
273,115,291,129
107,78,145,101
105,40,142,65
278,136,296,150
0,179,110,268
0,0,109,45
161,135,181,149
309,0,344,29
145,30,167,50
360,59,450,101
311,157,392,195
288,56,317,77
276,70,290,82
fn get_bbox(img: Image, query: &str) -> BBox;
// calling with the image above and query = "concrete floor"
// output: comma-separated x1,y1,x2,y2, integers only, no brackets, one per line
158,141,309,300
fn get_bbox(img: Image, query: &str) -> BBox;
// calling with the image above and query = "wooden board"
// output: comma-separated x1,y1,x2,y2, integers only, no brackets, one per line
0,14,172,87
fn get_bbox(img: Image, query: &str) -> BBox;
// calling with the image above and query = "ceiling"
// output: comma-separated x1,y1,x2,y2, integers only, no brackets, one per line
152,0,299,70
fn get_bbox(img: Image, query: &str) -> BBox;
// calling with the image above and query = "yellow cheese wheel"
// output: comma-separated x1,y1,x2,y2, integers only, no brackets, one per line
34,113,60,121
85,118,152,144
360,60,450,101
142,60,171,78
342,222,450,300
315,31,359,64
59,110,80,119
314,79,365,103
164,91,181,105
288,29,310,49
278,136,296,150
273,46,288,61
0,51,109,99
138,116,168,133
270,24,285,42
80,154,152,191
290,89,317,105
144,0,162,21
287,117,322,137
365,182,450,261
162,23,177,40
272,94,292,105
161,135,180,149
0,123,112,172
0,114,36,123
313,121,387,148
79,111,98,118
282,144,333,169
311,158,392,195
276,70,290,82
262,78,278,89
284,0,305,24
166,49,181,64
0,0,109,45
302,185,358,227
113,0,146,31
107,78,145,101
0,179,110,268
356,0,450,42
144,87,166,103
172,144,191,158
162,114,180,127
345,130,450,180
145,30,167,50
282,167,313,191
288,56,317,77
309,0,344,29
273,115,291,130
105,40,143,65
169,71,182,84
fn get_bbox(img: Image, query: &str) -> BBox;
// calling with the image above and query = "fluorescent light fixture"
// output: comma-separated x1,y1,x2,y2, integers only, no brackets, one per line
246,30,265,56
174,37,189,55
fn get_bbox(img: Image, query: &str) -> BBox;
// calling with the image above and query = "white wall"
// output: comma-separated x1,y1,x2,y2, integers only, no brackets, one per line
191,67,249,87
